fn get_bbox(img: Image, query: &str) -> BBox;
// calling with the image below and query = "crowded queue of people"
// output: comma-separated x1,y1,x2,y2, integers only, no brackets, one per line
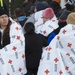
0,0,75,75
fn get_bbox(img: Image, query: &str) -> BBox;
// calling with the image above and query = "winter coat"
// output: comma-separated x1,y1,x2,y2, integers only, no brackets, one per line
25,33,48,70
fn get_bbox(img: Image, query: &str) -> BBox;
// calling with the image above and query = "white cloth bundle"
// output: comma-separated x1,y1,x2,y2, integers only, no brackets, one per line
0,18,27,75
37,24,75,75
35,19,59,37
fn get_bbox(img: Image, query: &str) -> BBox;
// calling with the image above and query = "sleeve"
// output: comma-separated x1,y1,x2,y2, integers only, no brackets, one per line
0,23,27,75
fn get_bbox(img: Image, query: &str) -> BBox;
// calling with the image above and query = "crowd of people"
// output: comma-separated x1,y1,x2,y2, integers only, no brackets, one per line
0,0,75,75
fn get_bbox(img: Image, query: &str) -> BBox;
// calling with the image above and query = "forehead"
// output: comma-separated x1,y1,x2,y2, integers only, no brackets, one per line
0,14,8,17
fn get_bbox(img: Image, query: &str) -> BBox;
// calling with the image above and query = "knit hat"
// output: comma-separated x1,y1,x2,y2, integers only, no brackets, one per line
0,7,8,16
42,8,54,19
66,12,75,25
35,2,45,11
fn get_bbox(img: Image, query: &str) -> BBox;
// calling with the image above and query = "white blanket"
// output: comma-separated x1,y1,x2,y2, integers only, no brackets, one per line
35,19,59,37
0,18,27,75
37,24,75,75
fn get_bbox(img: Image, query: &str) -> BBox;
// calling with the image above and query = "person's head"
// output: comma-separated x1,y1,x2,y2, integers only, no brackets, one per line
66,12,75,25
42,8,54,23
34,2,46,12
30,5,35,14
11,15,19,23
14,8,25,17
0,7,9,29
24,22,35,34
42,1,49,8
65,3,74,11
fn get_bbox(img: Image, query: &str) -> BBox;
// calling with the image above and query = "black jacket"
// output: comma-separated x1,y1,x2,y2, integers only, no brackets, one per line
24,33,48,69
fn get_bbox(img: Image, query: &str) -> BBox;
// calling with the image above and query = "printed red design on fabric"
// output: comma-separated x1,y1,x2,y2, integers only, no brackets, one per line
62,29,67,34
46,47,52,51
15,27,19,30
8,59,12,64
66,53,70,56
43,30,46,34
57,36,60,40
54,58,59,63
22,54,25,59
19,68,22,72
52,20,55,22
59,70,63,75
16,36,20,40
65,66,69,71
35,20,38,22
12,46,17,51
67,43,72,48
45,69,49,74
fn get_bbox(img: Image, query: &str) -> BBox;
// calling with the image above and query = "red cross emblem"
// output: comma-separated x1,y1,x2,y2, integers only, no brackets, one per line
46,47,52,51
45,69,49,74
22,54,25,59
54,58,59,63
35,20,38,22
57,36,60,40
16,36,20,40
65,66,69,71
67,43,72,48
15,27,19,30
62,29,67,34
12,46,17,51
43,30,46,34
19,68,22,72
59,70,63,75
52,20,55,22
66,53,70,56
8,59,12,64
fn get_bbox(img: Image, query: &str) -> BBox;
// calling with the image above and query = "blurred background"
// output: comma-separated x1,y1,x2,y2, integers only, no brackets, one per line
4,0,51,16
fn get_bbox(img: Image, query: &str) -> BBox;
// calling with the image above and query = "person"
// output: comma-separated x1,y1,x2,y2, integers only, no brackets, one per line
21,0,35,17
37,12,75,75
24,22,48,75
50,0,61,17
11,15,19,23
14,7,27,27
0,7,27,75
35,8,59,44
23,2,48,31
55,2,75,36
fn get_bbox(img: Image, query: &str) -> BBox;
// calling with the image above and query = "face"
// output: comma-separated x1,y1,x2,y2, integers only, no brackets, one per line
0,14,9,28
42,17,49,23
13,18,19,23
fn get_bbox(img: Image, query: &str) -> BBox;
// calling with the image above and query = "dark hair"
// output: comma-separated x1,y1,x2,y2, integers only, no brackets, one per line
65,4,74,11
24,22,35,34
3,20,11,38
11,15,17,19
14,8,25,17
30,5,35,14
